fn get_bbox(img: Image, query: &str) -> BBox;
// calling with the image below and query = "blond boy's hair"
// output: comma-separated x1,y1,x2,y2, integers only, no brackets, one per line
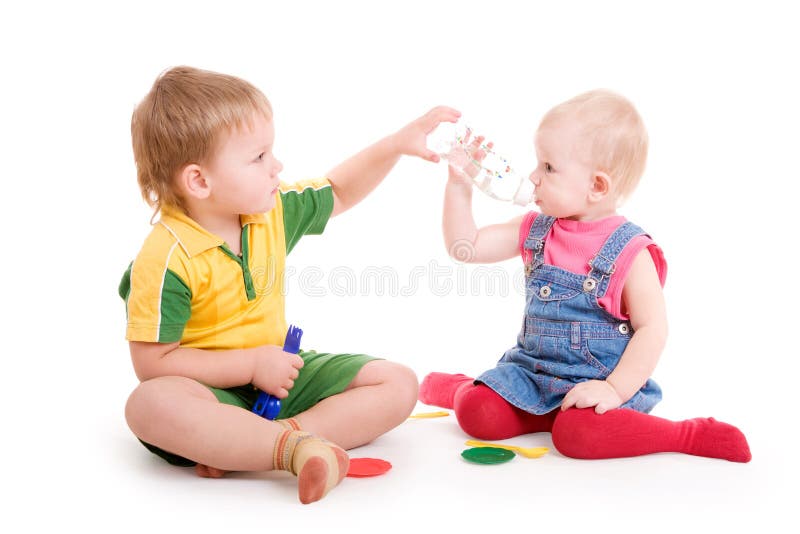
539,89,648,200
131,66,273,213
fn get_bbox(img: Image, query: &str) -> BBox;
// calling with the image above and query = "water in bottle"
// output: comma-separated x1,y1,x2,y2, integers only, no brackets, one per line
427,120,534,206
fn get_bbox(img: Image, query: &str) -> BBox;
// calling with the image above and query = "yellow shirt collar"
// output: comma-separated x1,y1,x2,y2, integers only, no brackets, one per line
158,207,267,257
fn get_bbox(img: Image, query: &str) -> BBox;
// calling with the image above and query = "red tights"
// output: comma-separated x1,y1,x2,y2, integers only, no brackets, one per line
420,372,751,462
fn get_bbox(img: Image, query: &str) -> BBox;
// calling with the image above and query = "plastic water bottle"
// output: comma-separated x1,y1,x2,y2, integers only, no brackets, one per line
427,120,534,206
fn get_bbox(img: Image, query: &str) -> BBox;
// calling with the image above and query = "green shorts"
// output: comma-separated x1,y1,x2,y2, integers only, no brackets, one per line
140,349,378,466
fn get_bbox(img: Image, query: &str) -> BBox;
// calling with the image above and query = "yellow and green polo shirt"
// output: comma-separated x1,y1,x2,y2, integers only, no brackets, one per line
119,178,333,350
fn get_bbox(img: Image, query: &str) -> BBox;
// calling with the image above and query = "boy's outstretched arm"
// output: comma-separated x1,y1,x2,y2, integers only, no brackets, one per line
327,106,460,217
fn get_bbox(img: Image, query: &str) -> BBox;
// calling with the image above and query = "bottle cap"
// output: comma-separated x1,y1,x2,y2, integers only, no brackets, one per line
512,178,535,206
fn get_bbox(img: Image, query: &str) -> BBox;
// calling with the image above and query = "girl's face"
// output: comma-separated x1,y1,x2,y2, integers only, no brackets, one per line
529,121,597,220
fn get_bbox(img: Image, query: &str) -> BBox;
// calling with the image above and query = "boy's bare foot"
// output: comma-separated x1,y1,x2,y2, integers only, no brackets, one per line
194,464,228,478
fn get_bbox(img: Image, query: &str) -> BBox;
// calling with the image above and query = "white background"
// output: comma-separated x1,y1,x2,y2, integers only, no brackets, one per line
1,1,797,532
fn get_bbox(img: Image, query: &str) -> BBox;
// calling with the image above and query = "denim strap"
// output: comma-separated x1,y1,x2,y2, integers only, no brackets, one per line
588,221,648,297
523,214,556,272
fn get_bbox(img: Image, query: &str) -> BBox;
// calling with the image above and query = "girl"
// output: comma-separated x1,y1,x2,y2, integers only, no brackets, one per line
421,90,751,462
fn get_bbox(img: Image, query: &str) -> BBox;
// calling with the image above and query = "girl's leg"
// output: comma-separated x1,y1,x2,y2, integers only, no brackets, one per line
453,382,558,440
419,372,474,408
419,371,557,439
289,360,419,449
551,407,751,462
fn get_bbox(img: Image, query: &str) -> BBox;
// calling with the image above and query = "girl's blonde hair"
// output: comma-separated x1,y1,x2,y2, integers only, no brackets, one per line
539,89,648,200
131,66,273,213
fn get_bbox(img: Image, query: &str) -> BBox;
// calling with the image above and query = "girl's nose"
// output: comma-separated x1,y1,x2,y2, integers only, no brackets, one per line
529,171,540,185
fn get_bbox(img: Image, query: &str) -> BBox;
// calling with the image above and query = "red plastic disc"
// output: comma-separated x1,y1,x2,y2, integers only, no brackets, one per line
346,457,392,477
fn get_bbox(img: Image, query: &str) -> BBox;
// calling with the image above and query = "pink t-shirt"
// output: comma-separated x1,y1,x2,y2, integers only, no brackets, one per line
518,213,667,321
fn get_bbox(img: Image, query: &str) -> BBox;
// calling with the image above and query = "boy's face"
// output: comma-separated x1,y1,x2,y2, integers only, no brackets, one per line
204,113,282,215
530,120,596,220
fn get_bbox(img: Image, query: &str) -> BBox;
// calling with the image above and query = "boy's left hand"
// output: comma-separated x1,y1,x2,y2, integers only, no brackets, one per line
392,106,461,162
561,379,623,414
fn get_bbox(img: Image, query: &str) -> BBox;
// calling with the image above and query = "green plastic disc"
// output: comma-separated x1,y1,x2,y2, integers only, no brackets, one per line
461,446,515,464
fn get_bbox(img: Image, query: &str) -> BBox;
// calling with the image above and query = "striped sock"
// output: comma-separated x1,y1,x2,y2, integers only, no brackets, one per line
272,430,350,504
276,417,302,431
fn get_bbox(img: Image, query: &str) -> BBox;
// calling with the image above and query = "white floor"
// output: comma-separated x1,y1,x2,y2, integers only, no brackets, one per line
10,393,787,533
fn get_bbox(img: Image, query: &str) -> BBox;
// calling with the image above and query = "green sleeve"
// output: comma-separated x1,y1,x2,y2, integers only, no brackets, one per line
118,261,133,301
119,263,192,343
281,183,334,254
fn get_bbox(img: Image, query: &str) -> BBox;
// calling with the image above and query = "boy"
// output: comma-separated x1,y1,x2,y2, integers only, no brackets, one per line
121,66,460,503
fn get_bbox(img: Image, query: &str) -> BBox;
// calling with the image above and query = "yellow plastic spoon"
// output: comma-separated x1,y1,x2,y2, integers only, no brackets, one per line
465,439,549,458
408,410,450,419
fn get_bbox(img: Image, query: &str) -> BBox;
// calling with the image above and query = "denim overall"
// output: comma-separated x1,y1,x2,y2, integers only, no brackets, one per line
477,215,662,415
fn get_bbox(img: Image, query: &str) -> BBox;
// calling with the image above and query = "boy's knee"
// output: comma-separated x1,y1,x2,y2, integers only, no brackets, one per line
387,362,419,412
125,381,157,438
371,361,419,415
125,376,212,437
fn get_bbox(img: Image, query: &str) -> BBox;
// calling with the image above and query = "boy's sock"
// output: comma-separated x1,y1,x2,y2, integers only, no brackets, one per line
551,408,752,463
418,372,475,408
273,430,350,504
453,383,558,440
276,417,302,431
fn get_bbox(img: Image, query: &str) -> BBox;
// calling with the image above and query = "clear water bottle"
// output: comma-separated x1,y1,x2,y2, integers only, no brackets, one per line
427,120,534,205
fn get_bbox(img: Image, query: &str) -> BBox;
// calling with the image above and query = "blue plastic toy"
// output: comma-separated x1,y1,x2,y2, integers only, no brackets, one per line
252,324,303,420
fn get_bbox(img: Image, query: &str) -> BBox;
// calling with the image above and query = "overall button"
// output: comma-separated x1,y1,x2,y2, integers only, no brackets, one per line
539,285,552,298
618,323,630,334
583,278,597,292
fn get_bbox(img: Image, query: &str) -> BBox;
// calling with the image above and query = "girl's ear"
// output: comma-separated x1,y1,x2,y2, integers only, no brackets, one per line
177,163,211,200
589,171,612,202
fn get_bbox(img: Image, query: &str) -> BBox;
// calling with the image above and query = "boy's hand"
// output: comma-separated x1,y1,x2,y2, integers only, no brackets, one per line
393,106,461,162
251,345,304,399
561,379,623,414
327,106,460,217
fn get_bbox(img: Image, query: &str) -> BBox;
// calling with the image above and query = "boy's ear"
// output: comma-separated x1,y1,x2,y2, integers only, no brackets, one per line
588,171,612,202
178,163,211,200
